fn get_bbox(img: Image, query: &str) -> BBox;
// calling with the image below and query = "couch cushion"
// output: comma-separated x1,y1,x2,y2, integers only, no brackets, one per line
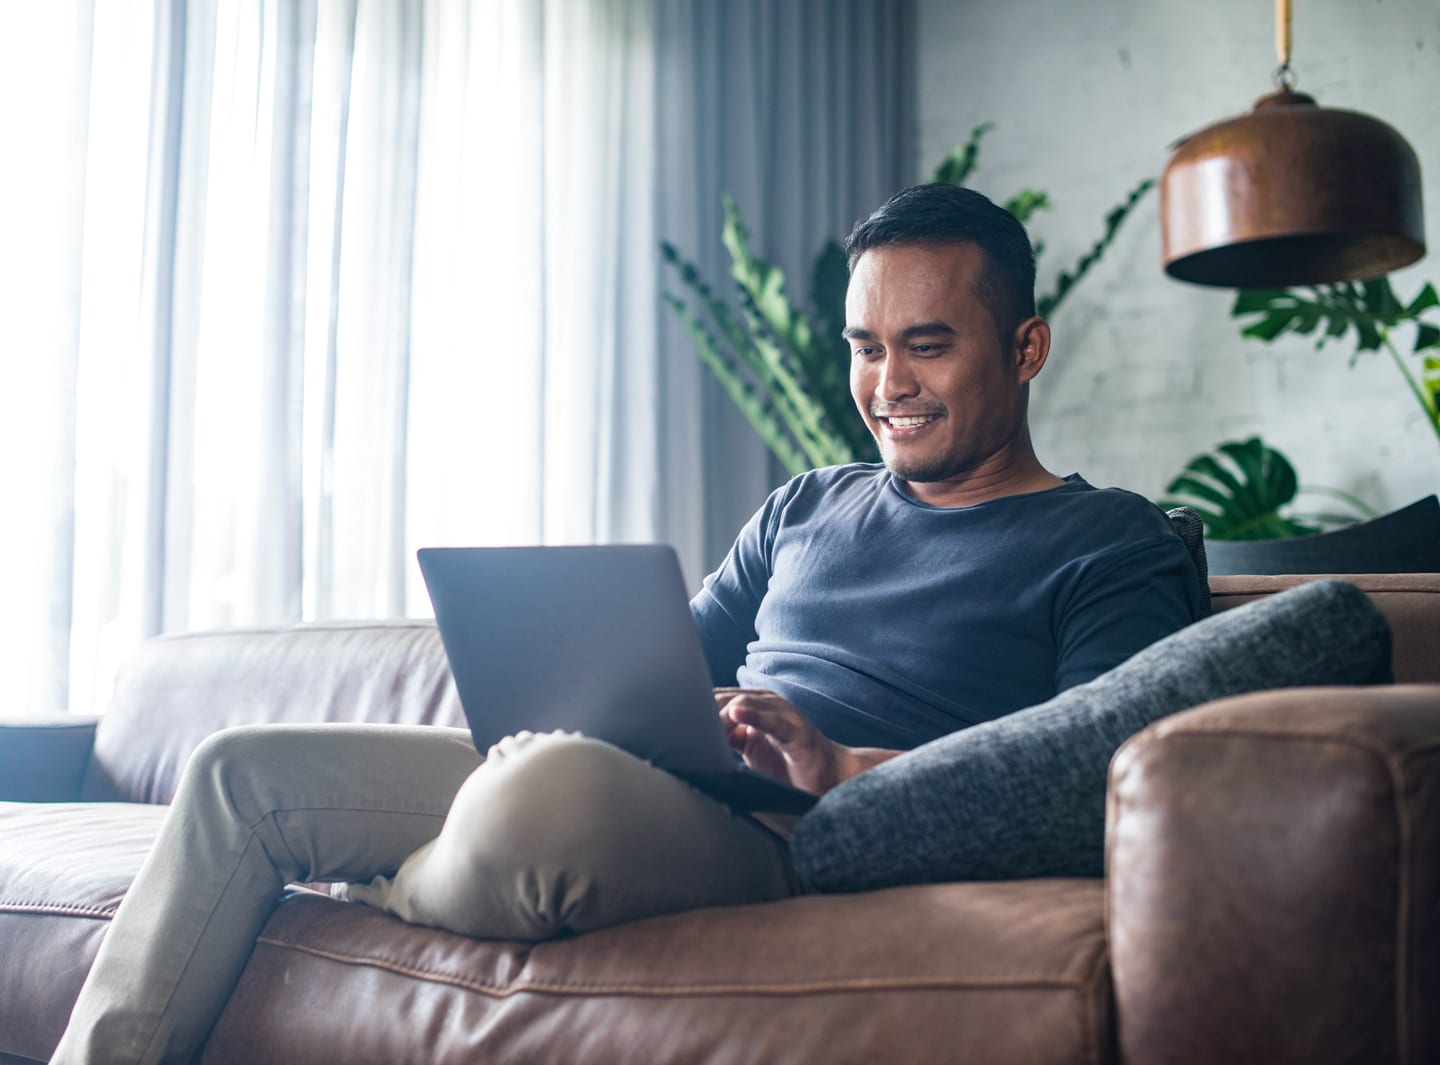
0,802,166,1063
203,879,1111,1065
84,622,466,804
790,578,1393,893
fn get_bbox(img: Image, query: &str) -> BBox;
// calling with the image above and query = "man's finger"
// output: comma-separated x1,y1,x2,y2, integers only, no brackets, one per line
727,700,805,743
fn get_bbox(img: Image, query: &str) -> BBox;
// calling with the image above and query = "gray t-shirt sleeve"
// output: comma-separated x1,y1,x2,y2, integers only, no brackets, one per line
689,483,788,687
1053,534,1202,693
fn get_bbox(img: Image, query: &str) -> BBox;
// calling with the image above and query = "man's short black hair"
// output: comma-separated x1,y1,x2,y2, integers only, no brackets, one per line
843,184,1037,337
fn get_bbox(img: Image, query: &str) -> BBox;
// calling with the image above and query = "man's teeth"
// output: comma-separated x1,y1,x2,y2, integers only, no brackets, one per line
887,415,938,428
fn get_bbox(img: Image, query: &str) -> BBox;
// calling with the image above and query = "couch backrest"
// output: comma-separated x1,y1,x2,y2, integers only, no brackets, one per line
84,574,1440,805
1210,573,1440,686
82,621,465,804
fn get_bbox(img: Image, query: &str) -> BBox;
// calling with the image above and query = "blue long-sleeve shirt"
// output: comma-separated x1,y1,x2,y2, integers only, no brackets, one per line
690,465,1202,750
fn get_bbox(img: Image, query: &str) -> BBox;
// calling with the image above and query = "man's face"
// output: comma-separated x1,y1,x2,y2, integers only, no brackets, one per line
844,242,1036,488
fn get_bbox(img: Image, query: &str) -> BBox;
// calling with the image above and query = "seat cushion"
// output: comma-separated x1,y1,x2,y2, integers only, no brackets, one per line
1,800,1112,1064
203,879,1112,1065
0,802,166,1063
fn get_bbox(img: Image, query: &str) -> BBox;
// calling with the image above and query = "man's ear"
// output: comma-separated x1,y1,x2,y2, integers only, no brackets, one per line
1010,316,1051,384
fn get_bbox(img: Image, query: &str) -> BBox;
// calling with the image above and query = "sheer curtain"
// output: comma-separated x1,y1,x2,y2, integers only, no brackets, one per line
0,0,913,717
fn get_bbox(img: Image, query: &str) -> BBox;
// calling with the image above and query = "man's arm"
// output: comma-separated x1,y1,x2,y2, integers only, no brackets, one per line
715,688,901,795
689,481,794,685
1054,534,1203,693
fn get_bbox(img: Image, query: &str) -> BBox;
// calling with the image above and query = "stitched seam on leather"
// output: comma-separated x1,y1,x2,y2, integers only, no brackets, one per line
1393,748,1420,1065
1079,938,1109,1065
1153,728,1440,762
0,901,117,918
1102,762,1124,1060
254,936,1086,999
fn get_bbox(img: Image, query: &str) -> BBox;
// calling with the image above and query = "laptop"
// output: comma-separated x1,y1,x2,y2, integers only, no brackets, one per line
417,544,817,815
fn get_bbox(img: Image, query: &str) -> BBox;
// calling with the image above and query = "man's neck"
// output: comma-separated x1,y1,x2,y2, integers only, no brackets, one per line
900,453,1066,509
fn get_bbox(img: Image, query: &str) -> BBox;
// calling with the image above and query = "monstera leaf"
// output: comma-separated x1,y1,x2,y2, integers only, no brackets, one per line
1231,280,1440,451
1157,438,1321,541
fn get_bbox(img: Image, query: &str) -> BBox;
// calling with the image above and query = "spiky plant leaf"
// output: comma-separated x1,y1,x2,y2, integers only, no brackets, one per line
1036,178,1154,319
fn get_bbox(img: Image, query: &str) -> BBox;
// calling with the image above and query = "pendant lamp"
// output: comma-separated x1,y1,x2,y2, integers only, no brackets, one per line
1160,0,1425,288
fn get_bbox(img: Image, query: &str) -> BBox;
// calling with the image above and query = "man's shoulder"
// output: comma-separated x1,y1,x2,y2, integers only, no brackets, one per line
1029,476,1180,547
790,462,889,490
775,463,890,508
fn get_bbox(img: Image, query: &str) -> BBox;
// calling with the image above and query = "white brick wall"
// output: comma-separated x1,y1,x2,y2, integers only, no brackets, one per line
917,0,1440,513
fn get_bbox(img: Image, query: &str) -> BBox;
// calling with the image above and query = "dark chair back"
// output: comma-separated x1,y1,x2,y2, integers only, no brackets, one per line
1205,495,1440,576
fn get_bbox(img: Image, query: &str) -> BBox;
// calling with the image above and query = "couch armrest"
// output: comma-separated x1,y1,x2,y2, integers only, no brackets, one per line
1106,685,1440,1065
0,714,99,801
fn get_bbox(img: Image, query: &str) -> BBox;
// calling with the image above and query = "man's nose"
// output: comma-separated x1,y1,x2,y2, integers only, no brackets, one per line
876,353,918,401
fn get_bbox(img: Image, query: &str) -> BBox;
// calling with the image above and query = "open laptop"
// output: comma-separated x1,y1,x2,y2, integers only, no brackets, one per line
417,545,817,815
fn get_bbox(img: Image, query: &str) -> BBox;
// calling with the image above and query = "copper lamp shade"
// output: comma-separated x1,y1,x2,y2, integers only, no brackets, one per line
1160,90,1425,288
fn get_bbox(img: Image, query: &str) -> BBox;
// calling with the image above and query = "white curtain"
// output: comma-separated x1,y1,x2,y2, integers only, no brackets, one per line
0,0,913,717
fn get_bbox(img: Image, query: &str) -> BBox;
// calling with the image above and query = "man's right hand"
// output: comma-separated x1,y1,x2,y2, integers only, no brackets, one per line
715,688,899,795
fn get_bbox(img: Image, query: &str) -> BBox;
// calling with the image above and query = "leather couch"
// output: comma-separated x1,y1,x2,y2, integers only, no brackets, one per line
2,573,1438,1065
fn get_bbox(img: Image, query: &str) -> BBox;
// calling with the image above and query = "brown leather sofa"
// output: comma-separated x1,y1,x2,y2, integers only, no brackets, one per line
3,573,1438,1065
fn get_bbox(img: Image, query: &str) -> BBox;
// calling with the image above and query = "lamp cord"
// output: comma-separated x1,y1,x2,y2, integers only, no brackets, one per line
1273,0,1296,89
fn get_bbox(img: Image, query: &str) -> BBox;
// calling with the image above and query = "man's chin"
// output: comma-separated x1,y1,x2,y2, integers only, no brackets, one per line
878,451,963,484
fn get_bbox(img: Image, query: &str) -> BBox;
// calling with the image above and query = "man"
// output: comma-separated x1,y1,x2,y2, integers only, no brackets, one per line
53,184,1199,1064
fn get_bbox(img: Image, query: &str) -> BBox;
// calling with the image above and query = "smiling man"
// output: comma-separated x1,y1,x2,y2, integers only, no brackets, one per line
709,183,1201,790
53,184,1202,1065
847,241,1059,501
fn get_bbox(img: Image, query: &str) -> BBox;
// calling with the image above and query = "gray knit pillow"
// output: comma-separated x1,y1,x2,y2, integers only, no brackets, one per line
790,579,1391,893
1166,505,1209,616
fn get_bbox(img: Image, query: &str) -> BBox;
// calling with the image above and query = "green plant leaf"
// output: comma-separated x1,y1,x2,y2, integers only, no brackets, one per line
1002,189,1050,226
1405,282,1439,316
1163,474,1231,511
1424,356,1440,411
1159,437,1318,540
1241,309,1298,341
809,240,849,338
1231,289,1290,315
807,240,879,464
1416,323,1440,352
930,123,994,186
1354,316,1383,351
1036,177,1154,319
1219,437,1297,515
1362,277,1403,323
661,291,810,475
1291,305,1323,335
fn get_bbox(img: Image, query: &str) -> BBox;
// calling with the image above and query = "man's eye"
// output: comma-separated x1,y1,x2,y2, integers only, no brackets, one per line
912,344,941,355
852,346,880,359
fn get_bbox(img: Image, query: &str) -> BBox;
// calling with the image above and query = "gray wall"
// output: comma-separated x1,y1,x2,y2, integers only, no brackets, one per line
917,0,1440,514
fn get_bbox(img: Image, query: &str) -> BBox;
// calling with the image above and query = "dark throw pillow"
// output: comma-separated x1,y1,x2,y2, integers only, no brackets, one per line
789,578,1392,893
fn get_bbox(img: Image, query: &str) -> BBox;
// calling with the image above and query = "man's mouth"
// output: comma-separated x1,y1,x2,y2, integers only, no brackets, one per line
876,412,942,432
